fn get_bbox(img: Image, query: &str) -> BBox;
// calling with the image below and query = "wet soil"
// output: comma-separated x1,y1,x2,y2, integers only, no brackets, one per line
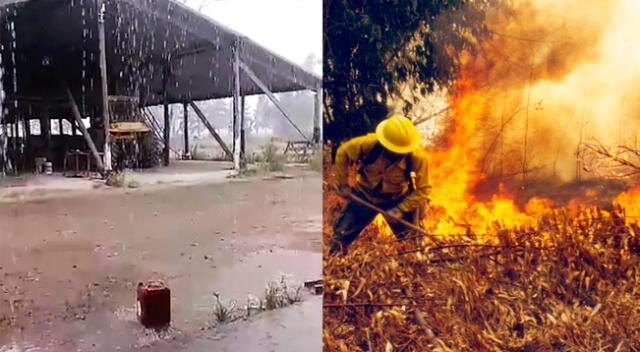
0,169,322,351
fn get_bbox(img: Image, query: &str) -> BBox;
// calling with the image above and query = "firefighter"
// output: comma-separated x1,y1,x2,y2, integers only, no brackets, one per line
329,114,431,255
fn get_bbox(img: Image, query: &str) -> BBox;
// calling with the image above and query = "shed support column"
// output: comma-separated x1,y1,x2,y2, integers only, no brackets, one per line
70,110,77,136
238,60,308,141
41,102,51,159
12,122,18,151
183,103,189,159
232,41,242,171
189,102,233,160
163,65,170,166
0,123,5,176
97,0,111,172
313,86,322,145
24,108,31,148
66,88,104,173
240,95,246,168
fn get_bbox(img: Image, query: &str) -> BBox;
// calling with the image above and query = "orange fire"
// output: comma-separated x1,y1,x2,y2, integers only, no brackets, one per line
411,70,554,237
367,0,640,242
614,186,640,223
375,67,638,240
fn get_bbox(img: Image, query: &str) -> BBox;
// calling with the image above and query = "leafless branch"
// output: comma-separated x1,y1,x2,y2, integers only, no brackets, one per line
579,140,640,179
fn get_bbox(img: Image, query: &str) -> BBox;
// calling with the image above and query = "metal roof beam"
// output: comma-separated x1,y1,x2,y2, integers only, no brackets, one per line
239,59,308,141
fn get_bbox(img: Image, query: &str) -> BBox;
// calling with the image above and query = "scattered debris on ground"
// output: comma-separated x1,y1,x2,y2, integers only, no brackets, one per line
210,276,306,327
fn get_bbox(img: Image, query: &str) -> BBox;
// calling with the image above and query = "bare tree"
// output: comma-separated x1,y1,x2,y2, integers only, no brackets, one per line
579,139,640,179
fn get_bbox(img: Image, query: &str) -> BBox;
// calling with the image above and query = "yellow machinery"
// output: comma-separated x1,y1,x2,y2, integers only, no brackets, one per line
109,121,151,140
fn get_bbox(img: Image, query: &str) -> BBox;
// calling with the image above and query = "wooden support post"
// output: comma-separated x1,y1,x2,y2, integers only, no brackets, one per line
0,123,5,177
189,102,233,160
97,0,111,172
163,65,170,166
238,60,308,141
240,95,246,168
71,111,77,136
183,102,189,159
41,102,51,159
24,107,31,146
66,88,104,173
232,41,242,171
12,120,18,149
313,86,322,144
24,107,31,170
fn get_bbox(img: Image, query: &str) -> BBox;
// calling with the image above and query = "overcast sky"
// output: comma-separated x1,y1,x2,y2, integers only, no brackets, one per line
183,0,322,75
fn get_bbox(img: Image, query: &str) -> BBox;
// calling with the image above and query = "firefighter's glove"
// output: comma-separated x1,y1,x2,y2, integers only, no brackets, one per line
387,207,403,219
336,185,352,198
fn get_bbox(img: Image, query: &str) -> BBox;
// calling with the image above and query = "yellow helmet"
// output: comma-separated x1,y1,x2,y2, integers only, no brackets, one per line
375,114,421,154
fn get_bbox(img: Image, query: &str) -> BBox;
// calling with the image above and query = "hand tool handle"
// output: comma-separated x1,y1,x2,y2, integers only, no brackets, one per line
333,185,444,245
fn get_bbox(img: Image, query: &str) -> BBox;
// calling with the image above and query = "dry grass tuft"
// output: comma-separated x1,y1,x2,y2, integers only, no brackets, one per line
323,153,640,352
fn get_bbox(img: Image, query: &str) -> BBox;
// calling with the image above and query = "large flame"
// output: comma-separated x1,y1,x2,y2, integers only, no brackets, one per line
614,186,640,222
374,69,557,238
374,0,640,239
423,70,554,236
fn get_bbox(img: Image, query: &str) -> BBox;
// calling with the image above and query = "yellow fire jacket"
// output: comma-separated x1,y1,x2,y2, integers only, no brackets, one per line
334,133,431,212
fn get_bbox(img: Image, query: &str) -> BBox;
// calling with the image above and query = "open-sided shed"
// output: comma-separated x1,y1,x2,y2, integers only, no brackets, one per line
0,0,322,175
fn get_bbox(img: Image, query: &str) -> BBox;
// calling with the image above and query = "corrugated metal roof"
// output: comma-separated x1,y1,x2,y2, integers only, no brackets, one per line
0,0,321,121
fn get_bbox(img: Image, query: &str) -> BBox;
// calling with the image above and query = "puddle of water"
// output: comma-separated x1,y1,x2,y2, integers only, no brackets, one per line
1,308,186,352
0,344,45,352
0,248,321,352
1,296,320,352
113,306,137,322
180,249,321,316
177,296,322,352
293,215,323,234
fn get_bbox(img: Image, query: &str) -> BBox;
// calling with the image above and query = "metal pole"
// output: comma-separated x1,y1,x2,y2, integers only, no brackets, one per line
189,101,233,160
97,0,111,172
42,102,51,159
333,186,444,245
238,60,308,141
0,123,4,177
183,102,189,159
314,86,322,144
24,104,31,148
240,94,246,169
12,119,17,152
232,41,242,171
66,88,104,173
163,64,170,166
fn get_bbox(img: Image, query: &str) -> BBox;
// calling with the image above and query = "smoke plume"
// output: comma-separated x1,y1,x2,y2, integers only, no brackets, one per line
398,0,640,183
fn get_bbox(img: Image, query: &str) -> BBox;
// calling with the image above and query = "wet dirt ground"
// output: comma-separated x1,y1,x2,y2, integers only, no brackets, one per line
0,165,322,351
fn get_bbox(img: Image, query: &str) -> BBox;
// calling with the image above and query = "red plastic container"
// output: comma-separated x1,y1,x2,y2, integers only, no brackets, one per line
137,281,171,329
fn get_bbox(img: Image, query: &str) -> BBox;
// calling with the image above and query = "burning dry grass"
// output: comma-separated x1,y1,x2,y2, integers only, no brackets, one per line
323,156,640,351
324,195,640,350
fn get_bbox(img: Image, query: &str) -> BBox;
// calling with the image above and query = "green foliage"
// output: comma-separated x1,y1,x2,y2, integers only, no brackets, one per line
309,150,322,173
324,0,494,145
105,171,126,188
190,144,210,161
106,171,140,189
262,276,303,311
212,292,238,324
211,278,303,326
254,53,319,138
255,91,315,139
260,140,286,173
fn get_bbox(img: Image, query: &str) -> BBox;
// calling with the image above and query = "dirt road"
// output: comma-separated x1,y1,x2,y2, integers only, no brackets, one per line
0,169,322,351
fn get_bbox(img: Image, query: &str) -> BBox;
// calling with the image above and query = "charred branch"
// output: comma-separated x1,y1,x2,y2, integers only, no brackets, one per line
579,140,640,179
